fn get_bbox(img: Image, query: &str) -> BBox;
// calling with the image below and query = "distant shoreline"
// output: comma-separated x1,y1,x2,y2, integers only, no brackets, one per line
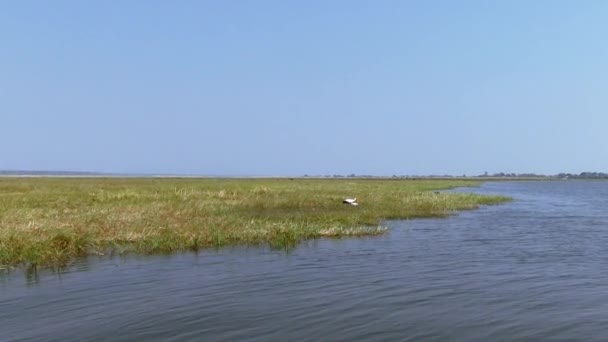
1,171,607,180
0,175,600,181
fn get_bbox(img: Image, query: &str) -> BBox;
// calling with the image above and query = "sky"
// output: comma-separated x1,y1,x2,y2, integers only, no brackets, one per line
1,1,608,176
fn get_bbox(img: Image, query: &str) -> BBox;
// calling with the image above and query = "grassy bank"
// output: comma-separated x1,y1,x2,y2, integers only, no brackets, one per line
0,178,509,268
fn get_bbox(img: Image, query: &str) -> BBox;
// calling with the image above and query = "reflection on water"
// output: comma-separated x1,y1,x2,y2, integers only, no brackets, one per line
3,181,608,341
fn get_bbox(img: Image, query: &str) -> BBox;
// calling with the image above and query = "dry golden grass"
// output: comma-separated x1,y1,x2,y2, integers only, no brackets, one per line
0,178,509,268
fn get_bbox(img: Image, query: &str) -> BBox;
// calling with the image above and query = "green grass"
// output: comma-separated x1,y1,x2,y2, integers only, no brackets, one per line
0,178,510,268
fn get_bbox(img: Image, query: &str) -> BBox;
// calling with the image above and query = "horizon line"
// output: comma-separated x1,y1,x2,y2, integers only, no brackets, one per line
0,169,605,178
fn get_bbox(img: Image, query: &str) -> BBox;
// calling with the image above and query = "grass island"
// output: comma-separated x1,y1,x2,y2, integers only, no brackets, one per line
0,178,510,268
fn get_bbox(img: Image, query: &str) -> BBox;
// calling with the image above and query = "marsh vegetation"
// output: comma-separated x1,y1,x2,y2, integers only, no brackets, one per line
0,178,509,268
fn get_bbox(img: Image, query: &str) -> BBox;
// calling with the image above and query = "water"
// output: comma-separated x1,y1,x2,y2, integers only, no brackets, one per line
3,181,608,341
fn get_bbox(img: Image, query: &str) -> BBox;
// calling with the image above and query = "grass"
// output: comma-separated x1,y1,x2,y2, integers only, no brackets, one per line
0,178,510,268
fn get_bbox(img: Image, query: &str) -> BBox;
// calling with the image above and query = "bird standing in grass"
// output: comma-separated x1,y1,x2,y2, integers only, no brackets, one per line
343,197,358,206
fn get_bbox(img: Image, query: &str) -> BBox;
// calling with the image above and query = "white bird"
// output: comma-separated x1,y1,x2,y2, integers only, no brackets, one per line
342,197,358,206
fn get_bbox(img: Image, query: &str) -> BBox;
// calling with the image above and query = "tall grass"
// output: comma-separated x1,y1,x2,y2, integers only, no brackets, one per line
0,178,509,268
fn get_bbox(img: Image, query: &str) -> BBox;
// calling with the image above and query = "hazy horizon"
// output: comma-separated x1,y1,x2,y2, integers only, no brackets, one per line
0,168,605,178
2,1,608,176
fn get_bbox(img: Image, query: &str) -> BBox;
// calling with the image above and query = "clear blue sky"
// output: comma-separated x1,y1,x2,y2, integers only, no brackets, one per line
2,1,607,176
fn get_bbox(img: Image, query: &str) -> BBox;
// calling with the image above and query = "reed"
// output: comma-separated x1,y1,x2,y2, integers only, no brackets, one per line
0,178,510,268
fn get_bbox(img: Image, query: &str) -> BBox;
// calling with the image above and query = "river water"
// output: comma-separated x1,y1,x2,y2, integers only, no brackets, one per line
3,181,608,341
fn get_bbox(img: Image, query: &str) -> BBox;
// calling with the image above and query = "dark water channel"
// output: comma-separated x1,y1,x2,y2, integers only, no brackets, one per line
3,181,608,341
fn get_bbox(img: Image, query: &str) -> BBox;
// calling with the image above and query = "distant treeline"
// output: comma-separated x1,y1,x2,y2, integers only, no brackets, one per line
302,172,608,179
479,172,608,179
2,170,608,179
555,172,608,179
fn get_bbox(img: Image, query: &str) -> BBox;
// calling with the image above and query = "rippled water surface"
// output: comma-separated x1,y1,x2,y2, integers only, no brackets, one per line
3,181,608,341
